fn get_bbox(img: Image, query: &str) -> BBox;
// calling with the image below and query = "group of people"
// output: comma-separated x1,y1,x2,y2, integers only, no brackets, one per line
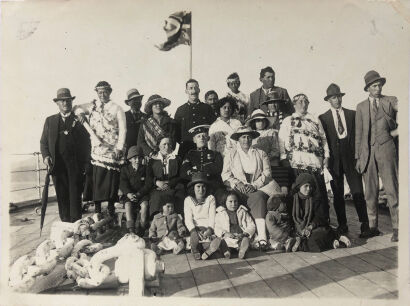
40,66,399,260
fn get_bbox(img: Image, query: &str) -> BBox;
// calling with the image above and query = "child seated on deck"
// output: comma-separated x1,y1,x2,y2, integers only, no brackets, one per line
265,195,294,252
119,146,149,236
214,191,256,259
149,200,187,256
184,172,225,260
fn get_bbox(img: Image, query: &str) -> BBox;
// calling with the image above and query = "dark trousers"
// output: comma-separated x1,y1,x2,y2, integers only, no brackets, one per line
190,227,225,256
52,154,84,222
292,168,329,220
330,155,369,227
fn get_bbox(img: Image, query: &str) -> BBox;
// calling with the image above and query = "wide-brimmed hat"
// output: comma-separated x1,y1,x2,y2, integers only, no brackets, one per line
262,91,285,106
125,88,144,105
187,171,211,188
127,145,143,160
53,88,75,102
363,70,386,91
230,126,260,141
324,83,345,101
188,124,210,137
144,94,171,113
245,109,276,128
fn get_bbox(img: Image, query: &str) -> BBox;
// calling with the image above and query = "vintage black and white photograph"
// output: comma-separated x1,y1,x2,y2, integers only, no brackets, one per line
1,0,409,304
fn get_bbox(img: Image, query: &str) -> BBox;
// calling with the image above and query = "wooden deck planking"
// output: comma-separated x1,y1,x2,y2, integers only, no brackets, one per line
185,252,238,297
161,252,199,297
216,255,277,298
246,253,316,298
272,252,355,298
294,250,395,298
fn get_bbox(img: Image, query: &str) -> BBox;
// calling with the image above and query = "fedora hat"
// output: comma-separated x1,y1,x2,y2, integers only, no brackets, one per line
245,109,275,128
363,70,386,91
125,88,144,105
53,88,75,102
324,83,345,101
126,145,143,160
187,171,210,188
262,91,285,106
144,94,171,113
230,126,260,141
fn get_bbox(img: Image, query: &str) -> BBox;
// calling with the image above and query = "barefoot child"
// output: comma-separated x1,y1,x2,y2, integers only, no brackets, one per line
215,190,256,259
184,172,223,260
149,200,187,255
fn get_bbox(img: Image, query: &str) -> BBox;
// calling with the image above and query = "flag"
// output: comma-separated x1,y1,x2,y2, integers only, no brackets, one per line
156,11,191,51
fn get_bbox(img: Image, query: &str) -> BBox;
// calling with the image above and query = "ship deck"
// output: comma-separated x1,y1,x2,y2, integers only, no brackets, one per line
9,200,397,298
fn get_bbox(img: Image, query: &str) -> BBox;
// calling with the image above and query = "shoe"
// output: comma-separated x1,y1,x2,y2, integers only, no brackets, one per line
337,224,348,235
173,241,185,255
391,229,398,242
238,249,246,259
151,243,162,256
359,222,373,238
292,237,301,252
257,239,268,252
193,252,201,260
224,250,231,259
333,240,340,249
284,238,296,252
339,235,351,248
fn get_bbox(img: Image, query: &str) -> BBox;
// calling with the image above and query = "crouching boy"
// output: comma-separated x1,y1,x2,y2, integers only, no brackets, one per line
215,190,256,259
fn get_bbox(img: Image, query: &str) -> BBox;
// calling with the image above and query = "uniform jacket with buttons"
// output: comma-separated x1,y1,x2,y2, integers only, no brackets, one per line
180,147,223,183
174,101,216,144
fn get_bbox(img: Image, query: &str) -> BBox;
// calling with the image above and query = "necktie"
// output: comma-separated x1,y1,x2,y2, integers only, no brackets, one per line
336,110,345,135
373,98,379,113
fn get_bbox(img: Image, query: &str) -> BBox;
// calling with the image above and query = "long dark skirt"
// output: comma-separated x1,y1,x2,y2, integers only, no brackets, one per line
148,183,185,217
92,165,120,202
300,226,337,252
235,190,269,219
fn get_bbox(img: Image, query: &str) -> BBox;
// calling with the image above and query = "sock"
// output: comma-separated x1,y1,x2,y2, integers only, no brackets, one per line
255,218,267,242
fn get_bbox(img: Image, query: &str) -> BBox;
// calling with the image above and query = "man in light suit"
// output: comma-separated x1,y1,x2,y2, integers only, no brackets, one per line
40,88,91,222
319,84,373,238
248,66,294,115
355,71,398,242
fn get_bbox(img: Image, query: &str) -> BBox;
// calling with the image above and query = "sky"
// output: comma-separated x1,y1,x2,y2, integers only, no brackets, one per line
1,0,409,155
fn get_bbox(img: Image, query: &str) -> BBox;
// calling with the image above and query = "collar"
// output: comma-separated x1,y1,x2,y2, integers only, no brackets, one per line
236,142,255,155
152,151,177,161
368,96,380,104
261,87,272,95
187,99,200,105
292,112,311,119
60,112,72,119
330,107,343,113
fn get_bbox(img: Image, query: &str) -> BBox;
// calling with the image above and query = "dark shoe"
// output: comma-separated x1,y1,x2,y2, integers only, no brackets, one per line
337,224,349,235
224,250,231,259
391,229,398,242
365,227,381,238
151,243,162,256
201,238,221,260
257,239,268,252
193,252,201,260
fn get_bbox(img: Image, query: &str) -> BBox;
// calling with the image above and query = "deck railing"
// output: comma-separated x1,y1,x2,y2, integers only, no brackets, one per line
10,152,54,207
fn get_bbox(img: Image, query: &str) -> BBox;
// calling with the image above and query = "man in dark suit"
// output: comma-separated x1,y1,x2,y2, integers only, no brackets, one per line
124,88,147,155
355,71,399,242
40,88,91,222
174,79,216,158
248,66,294,115
319,84,373,238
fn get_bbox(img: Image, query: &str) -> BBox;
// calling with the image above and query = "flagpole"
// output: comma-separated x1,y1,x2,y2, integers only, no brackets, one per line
189,12,192,79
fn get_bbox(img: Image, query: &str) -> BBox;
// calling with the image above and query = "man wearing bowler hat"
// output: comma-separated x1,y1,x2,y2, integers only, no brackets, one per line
124,88,147,155
319,84,373,238
355,71,399,242
40,88,91,222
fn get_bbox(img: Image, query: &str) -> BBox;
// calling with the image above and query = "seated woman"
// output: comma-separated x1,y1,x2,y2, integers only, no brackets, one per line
247,109,292,195
291,173,351,252
208,96,242,157
142,135,185,217
137,94,177,158
221,126,282,250
119,146,149,235
184,172,226,260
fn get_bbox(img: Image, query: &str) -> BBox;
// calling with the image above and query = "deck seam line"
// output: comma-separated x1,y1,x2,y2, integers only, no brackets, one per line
291,251,358,298
243,256,280,297
345,250,397,277
184,252,201,297
266,252,319,298
215,258,241,297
